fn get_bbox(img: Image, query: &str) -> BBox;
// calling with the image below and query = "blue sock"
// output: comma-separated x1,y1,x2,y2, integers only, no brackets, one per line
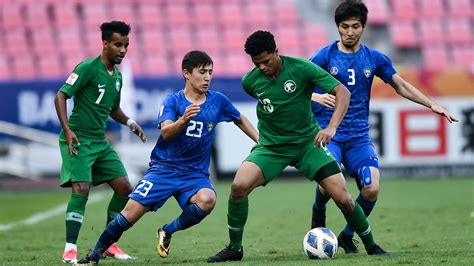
313,185,330,212
88,213,132,262
163,203,209,235
343,194,376,236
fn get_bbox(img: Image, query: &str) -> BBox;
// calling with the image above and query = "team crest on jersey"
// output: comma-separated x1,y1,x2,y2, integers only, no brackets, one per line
115,79,121,91
283,80,296,93
330,66,338,75
364,68,372,78
207,122,214,132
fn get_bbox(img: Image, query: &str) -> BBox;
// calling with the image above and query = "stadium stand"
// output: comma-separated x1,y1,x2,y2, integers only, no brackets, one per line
0,0,471,80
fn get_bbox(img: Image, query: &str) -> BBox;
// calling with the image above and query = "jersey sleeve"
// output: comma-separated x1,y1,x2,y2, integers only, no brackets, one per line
112,75,122,110
241,73,255,98
303,60,340,93
59,61,93,97
373,51,397,83
216,92,240,123
309,48,327,68
158,95,178,129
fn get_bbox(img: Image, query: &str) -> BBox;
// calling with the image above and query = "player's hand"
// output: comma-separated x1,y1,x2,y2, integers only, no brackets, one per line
130,123,147,143
182,103,200,122
65,129,80,156
431,104,459,123
314,127,336,147
311,93,336,109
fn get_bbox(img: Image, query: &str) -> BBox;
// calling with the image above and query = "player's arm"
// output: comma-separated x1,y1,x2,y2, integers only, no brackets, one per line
233,114,259,143
54,91,80,155
389,74,458,123
314,84,350,147
311,93,336,108
110,108,147,142
160,103,200,141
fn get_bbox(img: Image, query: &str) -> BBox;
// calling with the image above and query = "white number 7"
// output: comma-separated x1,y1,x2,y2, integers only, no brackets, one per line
95,88,105,104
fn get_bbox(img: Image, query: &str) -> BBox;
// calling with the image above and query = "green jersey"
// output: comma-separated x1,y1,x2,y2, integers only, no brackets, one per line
242,55,340,146
59,56,123,141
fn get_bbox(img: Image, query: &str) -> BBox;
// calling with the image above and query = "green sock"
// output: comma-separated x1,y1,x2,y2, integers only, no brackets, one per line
342,202,376,250
106,194,129,225
227,198,248,251
65,193,88,244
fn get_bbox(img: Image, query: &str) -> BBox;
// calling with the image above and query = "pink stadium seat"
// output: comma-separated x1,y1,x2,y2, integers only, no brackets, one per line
141,31,167,52
446,0,472,18
12,57,36,80
222,28,247,53
31,30,56,56
167,29,193,55
245,3,272,30
274,27,302,56
446,19,472,45
38,56,62,79
110,4,136,26
422,46,449,71
223,54,252,76
5,30,28,56
53,3,79,28
0,56,10,81
219,3,244,29
57,29,83,55
193,4,217,26
195,28,221,55
418,20,445,44
452,47,474,69
1,3,24,30
389,21,418,48
137,3,162,28
25,3,50,29
82,3,109,31
419,0,444,19
365,0,389,25
391,0,417,21
300,25,329,57
164,4,190,29
274,2,300,27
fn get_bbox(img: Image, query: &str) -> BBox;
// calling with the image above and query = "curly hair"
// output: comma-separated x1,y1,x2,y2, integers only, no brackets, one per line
244,30,276,56
100,21,131,41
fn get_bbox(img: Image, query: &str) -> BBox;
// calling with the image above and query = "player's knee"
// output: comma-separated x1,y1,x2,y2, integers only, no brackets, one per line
72,182,91,196
194,189,216,212
361,185,379,201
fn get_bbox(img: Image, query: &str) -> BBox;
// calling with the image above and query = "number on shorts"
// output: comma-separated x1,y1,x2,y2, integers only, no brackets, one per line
133,180,153,197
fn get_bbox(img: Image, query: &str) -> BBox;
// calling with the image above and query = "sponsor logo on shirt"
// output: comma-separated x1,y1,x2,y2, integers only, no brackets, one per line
330,66,338,75
207,122,214,132
256,91,265,97
115,79,121,91
65,73,79,85
283,80,296,93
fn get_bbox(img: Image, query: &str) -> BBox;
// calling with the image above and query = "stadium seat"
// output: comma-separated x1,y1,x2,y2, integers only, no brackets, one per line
452,47,474,69
195,28,221,55
193,4,218,26
141,31,167,52
389,21,418,48
1,2,24,30
25,3,50,29
31,30,56,56
167,29,193,55
222,28,247,54
12,57,36,80
365,0,389,25
391,0,417,21
52,3,80,28
274,2,300,27
244,3,272,30
300,25,329,57
419,0,444,19
164,4,190,29
5,30,28,56
0,56,10,81
57,28,83,55
446,0,472,18
418,20,445,44
219,3,244,29
137,3,162,28
446,19,472,45
222,54,253,76
422,46,449,71
111,4,136,26
38,56,62,79
82,3,109,31
274,27,302,57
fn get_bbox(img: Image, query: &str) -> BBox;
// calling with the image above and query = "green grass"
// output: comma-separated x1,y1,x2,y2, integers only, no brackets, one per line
0,178,473,265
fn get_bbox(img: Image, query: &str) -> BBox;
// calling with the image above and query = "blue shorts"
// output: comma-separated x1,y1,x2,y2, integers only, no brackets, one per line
327,135,379,177
129,168,215,212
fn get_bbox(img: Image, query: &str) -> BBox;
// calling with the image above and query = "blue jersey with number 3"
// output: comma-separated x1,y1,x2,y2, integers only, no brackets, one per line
150,90,240,175
310,41,396,141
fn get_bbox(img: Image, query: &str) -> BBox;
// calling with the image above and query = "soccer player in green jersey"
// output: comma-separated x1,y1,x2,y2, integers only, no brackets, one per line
208,30,388,263
54,21,146,264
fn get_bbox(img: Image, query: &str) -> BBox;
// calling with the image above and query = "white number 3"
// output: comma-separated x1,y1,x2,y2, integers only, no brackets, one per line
133,180,153,197
347,69,355,85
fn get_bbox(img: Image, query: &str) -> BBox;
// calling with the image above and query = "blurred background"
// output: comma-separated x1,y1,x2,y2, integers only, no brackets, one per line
0,0,473,189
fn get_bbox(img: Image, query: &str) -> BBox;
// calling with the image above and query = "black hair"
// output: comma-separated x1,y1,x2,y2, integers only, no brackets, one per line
244,30,276,56
100,21,131,41
182,50,213,72
334,0,368,27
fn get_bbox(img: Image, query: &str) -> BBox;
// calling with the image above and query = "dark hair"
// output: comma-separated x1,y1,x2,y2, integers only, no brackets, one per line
244,30,276,56
182,50,213,72
100,21,131,41
335,0,368,27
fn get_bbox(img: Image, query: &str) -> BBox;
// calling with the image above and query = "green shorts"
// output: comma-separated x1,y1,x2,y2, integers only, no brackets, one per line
59,139,127,187
245,140,341,184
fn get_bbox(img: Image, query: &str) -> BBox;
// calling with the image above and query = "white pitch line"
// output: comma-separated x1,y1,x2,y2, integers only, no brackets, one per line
0,192,106,232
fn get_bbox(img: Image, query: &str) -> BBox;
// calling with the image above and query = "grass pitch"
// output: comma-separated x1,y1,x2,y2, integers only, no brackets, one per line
0,178,473,265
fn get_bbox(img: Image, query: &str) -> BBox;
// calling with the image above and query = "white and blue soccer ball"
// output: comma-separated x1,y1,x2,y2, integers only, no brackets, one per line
302,227,338,259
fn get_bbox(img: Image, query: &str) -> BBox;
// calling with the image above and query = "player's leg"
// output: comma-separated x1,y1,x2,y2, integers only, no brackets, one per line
93,143,133,259
59,140,95,264
157,175,216,258
208,145,288,263
338,137,380,253
76,199,149,265
311,141,342,228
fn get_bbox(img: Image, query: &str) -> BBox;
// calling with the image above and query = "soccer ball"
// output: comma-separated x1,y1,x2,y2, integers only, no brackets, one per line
302,227,338,259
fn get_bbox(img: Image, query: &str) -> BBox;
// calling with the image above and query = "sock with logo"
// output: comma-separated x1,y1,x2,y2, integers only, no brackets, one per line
65,193,88,245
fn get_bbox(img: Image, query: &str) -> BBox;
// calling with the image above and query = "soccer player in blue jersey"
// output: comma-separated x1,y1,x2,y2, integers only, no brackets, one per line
310,0,458,254
76,50,258,264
